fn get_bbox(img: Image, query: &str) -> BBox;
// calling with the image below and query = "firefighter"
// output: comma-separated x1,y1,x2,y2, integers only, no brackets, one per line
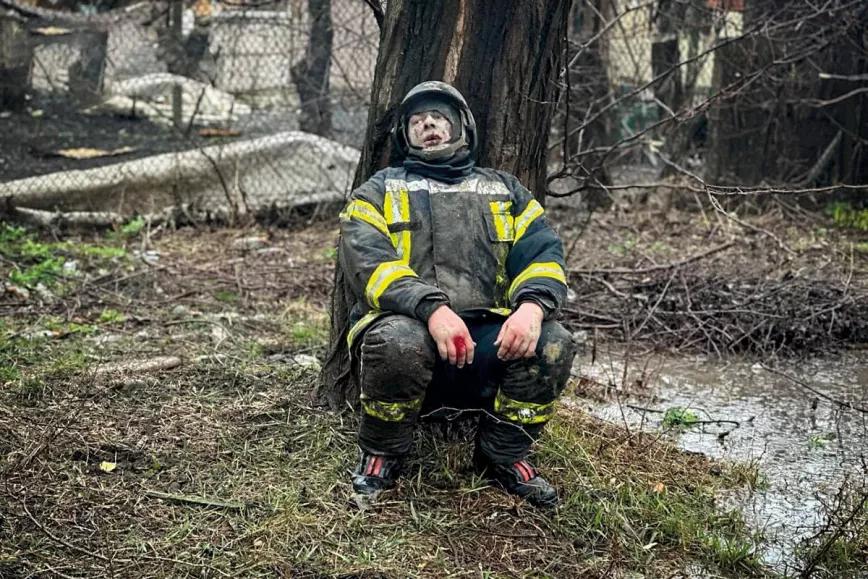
339,81,576,507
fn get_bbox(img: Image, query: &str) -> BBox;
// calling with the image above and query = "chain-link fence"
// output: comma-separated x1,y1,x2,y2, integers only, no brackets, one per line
0,0,378,223
1,0,864,223
552,0,866,205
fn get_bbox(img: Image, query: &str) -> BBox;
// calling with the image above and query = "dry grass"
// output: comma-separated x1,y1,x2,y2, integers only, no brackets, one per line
4,199,862,577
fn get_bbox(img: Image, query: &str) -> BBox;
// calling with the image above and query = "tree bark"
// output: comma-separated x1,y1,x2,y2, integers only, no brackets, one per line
291,0,333,138
317,0,569,409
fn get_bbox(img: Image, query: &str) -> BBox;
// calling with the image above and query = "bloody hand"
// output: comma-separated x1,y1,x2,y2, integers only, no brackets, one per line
427,305,475,367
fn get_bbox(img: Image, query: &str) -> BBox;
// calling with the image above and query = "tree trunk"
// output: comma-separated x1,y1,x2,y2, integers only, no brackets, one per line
68,29,108,106
706,2,868,188
317,0,569,409
0,12,32,111
650,0,682,113
291,0,333,138
560,0,613,208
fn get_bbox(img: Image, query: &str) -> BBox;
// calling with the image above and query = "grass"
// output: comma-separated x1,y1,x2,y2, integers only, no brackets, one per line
827,202,868,231
11,219,855,577
98,308,127,324
0,308,770,578
796,485,867,578
662,407,700,430
0,224,128,289
281,298,330,350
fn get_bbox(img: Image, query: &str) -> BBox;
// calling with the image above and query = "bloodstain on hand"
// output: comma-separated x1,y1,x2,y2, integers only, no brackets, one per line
453,336,466,357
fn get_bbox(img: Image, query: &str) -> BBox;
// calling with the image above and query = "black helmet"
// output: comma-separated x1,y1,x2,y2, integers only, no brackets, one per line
393,81,478,161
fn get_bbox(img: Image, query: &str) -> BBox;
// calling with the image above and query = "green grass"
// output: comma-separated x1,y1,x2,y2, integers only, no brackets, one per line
827,202,868,231
8,256,64,287
214,290,239,304
662,407,700,430
98,308,127,324
119,216,146,237
797,488,867,578
1,224,127,289
281,299,329,349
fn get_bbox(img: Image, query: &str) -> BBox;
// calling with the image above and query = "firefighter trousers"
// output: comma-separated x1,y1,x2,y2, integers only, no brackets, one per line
356,313,577,463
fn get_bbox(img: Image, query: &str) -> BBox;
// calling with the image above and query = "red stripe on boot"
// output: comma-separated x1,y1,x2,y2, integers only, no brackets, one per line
515,461,532,481
372,456,382,477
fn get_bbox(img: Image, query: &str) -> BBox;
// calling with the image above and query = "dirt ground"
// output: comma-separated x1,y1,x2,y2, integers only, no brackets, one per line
0,197,866,577
0,93,208,182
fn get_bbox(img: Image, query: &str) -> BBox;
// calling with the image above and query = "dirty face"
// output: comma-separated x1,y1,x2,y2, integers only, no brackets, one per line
407,110,453,150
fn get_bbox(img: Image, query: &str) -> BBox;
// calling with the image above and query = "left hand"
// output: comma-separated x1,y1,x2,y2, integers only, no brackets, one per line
494,302,544,361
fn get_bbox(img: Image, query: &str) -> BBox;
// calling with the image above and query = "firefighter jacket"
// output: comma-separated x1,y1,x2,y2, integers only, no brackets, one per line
339,166,568,347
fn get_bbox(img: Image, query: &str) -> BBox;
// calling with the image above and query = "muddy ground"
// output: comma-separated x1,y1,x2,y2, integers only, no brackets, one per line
0,94,207,182
0,196,866,577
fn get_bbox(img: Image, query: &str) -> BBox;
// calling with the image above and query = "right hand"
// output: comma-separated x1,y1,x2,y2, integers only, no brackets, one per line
427,305,475,368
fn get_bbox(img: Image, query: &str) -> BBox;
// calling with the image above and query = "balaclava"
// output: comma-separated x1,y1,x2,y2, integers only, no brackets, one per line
402,96,474,182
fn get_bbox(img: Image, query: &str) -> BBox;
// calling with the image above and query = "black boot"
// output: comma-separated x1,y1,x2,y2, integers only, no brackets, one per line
474,449,559,508
351,450,401,495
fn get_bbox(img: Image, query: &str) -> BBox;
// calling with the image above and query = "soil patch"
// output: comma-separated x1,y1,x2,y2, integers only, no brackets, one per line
0,93,248,182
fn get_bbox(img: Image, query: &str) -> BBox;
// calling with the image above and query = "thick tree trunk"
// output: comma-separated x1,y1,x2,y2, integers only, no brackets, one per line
291,0,333,138
317,0,569,409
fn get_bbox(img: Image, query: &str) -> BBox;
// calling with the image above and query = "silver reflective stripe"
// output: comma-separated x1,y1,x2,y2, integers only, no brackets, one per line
477,181,512,196
385,178,427,192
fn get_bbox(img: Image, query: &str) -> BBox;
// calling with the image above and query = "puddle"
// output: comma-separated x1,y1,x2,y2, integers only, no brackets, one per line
571,348,868,572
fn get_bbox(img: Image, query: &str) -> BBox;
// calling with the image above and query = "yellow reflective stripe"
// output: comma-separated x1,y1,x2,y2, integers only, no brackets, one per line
383,188,400,250
507,262,566,300
489,201,514,241
385,187,412,263
486,307,513,317
361,397,423,422
365,260,418,308
397,189,411,262
513,200,544,244
340,200,390,238
396,230,411,263
347,310,386,347
494,390,556,424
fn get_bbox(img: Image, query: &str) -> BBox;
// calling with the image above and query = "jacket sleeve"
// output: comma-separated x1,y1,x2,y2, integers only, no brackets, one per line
339,171,449,319
501,173,568,319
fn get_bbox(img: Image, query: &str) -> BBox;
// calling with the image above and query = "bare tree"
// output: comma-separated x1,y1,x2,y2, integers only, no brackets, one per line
291,0,333,137
707,1,868,188
0,9,31,111
317,0,570,408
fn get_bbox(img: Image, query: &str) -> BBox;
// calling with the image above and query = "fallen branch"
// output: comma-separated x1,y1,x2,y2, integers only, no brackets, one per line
144,489,246,510
761,364,868,414
11,207,123,228
569,241,735,276
94,356,182,376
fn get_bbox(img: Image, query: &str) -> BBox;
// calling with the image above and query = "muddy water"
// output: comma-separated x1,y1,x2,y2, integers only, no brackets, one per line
570,348,868,571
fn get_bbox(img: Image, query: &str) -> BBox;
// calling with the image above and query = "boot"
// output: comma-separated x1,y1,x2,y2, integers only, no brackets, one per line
474,448,558,508
351,450,401,495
